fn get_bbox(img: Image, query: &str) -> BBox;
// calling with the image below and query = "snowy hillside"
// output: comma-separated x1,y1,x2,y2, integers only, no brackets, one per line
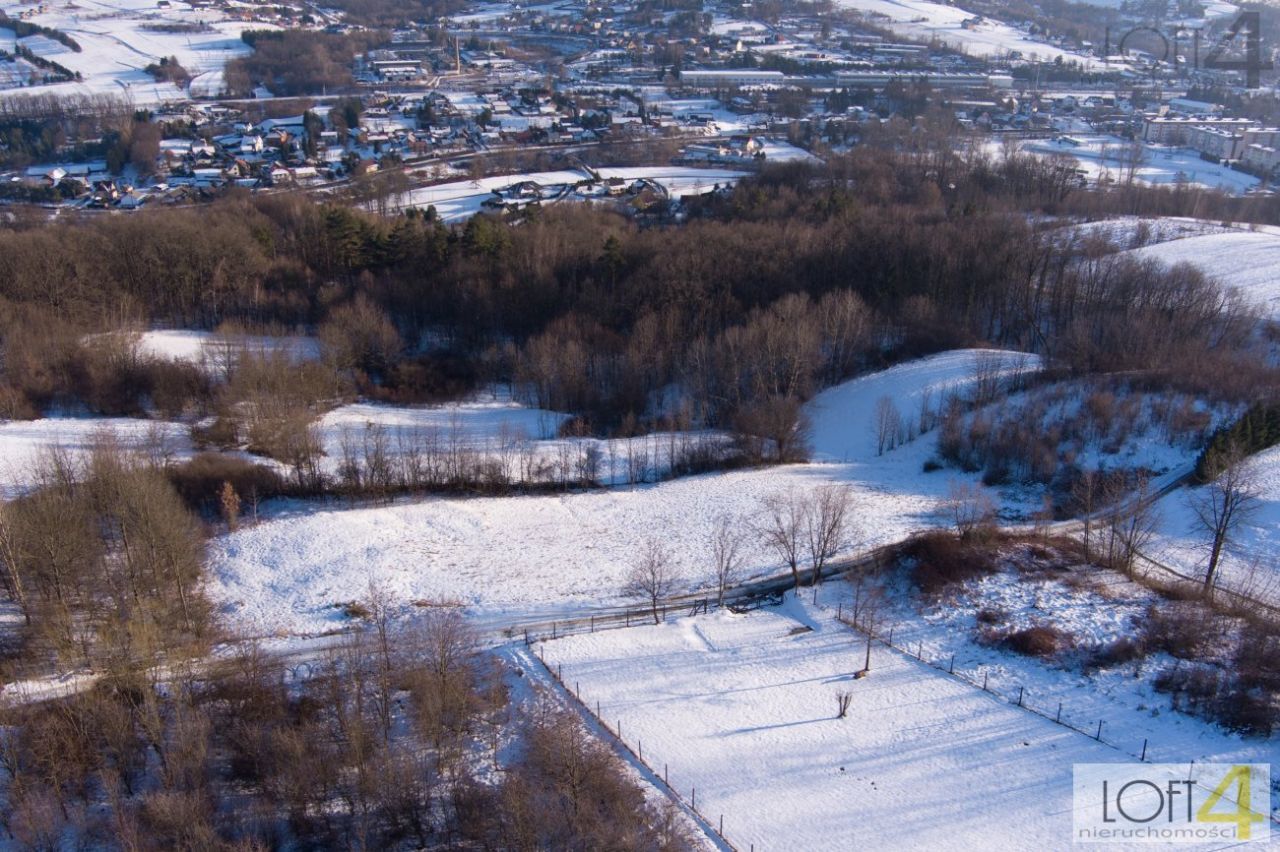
807,349,1037,462
1149,443,1280,602
206,350,1041,635
833,0,1101,66
1,0,265,104
1128,229,1280,322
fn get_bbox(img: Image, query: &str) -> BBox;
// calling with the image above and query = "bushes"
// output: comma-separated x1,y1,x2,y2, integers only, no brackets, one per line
166,453,284,515
999,625,1068,659
903,531,999,595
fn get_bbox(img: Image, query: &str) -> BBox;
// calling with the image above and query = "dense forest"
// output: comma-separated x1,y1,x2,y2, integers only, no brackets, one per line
0,143,1272,434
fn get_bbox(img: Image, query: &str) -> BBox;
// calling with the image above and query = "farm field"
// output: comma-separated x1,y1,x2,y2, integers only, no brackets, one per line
206,349,1039,635
538,594,1272,851
1,0,262,103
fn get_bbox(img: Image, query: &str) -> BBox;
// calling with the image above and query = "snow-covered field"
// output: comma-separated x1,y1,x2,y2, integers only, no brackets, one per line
0,416,190,498
537,591,1271,851
1149,443,1280,602
1048,215,1232,250
207,350,1041,635
1021,136,1260,194
132,328,322,369
0,0,263,104
1127,229,1280,322
834,0,1102,66
392,166,748,221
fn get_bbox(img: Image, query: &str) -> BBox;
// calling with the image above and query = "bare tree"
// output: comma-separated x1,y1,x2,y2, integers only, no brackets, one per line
946,480,996,540
710,513,746,606
1071,468,1099,562
1192,446,1259,594
759,489,805,589
1106,473,1160,578
805,485,853,585
873,395,902,456
623,540,679,624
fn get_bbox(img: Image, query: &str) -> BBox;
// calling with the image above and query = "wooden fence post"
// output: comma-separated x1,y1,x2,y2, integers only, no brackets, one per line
1017,686,1024,707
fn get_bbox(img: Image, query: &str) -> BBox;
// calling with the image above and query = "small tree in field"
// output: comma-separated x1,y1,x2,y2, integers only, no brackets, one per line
623,540,678,624
759,489,805,589
946,480,995,540
710,514,746,606
1192,444,1259,595
805,484,853,586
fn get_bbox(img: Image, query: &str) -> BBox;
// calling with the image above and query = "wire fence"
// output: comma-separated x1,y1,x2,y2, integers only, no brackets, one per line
830,604,1158,763
527,642,741,852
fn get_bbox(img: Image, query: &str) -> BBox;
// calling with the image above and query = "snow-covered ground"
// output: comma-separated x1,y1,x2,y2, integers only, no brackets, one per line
316,394,735,486
391,166,748,221
1149,444,1280,602
1020,136,1260,194
0,0,263,104
1047,215,1232,251
1127,229,1280,322
834,0,1103,66
0,416,190,498
537,589,1274,851
207,350,1042,635
132,328,322,369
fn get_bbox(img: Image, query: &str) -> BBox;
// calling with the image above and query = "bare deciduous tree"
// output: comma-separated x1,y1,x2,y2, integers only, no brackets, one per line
710,513,746,606
1071,468,1100,563
805,484,853,586
759,489,805,589
1192,445,1259,594
874,395,902,456
1105,473,1160,578
946,480,996,540
623,540,678,624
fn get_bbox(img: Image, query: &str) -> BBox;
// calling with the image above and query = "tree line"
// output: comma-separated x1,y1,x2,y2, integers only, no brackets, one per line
0,143,1274,445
